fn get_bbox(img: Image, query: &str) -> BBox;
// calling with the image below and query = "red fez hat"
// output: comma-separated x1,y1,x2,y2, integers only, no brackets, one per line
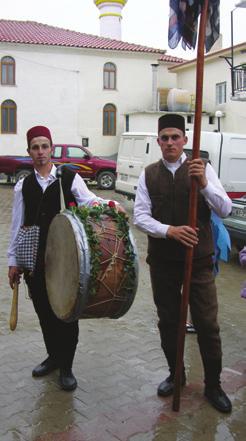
158,114,185,134
26,126,53,148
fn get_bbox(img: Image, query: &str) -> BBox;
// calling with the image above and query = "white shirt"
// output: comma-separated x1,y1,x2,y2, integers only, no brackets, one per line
8,165,108,266
133,153,232,238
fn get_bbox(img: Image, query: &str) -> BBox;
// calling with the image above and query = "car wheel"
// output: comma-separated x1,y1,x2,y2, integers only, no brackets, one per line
15,169,32,182
97,171,115,190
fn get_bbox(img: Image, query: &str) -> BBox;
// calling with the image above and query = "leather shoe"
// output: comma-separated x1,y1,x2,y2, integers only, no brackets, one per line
157,374,186,397
32,357,58,377
204,386,232,413
59,368,77,391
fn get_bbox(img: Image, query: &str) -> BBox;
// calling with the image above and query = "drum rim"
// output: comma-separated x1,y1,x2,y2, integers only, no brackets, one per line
45,210,91,322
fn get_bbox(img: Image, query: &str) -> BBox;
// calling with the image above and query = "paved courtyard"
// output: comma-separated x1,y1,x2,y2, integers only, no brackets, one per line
0,182,245,441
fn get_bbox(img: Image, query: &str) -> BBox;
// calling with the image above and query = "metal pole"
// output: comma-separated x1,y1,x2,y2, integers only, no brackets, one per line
231,10,235,96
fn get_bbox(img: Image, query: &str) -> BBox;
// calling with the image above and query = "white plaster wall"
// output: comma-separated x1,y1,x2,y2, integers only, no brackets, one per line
79,51,161,157
174,49,246,134
0,43,160,156
0,44,81,155
157,63,178,89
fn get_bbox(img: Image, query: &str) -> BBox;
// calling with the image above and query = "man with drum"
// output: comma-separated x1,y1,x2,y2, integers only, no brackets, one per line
133,114,232,413
7,125,120,391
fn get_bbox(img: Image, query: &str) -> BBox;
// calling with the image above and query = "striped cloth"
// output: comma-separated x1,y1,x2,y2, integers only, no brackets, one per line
168,0,220,52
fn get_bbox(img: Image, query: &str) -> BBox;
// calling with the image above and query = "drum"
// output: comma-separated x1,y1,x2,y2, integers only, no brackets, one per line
45,209,138,322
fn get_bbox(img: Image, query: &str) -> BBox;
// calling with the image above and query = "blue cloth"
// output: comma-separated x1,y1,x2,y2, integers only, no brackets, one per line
168,0,220,52
211,211,231,275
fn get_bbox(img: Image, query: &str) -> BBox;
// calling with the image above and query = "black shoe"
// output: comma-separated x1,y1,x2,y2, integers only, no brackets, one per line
59,368,77,391
32,357,58,377
157,374,186,397
204,386,232,413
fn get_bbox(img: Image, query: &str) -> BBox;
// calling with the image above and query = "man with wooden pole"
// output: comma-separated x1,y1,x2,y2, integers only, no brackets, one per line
134,112,232,413
134,0,232,414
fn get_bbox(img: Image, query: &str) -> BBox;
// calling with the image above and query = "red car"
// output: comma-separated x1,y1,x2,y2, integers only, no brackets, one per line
0,144,117,190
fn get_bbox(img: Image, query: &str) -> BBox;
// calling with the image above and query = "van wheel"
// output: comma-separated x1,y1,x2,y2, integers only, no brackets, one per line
97,171,115,190
15,169,32,182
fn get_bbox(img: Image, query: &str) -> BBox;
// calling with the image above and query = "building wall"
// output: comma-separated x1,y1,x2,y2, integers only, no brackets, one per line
174,48,246,134
1,42,245,158
0,44,81,155
0,43,169,156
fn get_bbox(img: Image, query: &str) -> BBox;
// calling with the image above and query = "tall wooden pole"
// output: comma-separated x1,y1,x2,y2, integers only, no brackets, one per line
172,0,209,412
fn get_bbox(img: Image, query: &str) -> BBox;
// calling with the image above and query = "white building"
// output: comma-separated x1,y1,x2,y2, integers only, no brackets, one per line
0,20,183,157
169,43,246,134
1,17,245,159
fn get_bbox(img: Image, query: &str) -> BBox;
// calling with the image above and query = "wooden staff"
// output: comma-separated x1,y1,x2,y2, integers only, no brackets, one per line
10,282,19,331
172,0,209,412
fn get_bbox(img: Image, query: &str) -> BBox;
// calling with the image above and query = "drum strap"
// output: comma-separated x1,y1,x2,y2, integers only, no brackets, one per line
58,176,66,212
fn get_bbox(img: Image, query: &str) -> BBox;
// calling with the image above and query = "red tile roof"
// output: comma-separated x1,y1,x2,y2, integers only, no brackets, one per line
0,19,170,55
158,54,184,64
0,19,185,63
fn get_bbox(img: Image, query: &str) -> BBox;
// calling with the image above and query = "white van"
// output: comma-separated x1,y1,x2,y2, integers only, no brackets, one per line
115,130,246,200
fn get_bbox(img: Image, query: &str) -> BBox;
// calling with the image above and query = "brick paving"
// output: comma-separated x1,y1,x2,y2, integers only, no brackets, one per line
0,183,246,441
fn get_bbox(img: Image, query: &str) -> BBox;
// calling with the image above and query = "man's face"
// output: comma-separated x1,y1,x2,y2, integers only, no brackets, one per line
27,136,52,167
157,127,187,163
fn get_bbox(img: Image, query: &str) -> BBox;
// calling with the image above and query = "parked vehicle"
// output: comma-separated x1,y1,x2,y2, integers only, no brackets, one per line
116,130,246,200
223,195,246,251
0,144,116,189
116,132,160,200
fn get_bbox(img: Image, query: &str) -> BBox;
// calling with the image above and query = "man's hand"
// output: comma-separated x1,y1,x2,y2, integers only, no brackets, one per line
115,204,127,215
8,266,22,289
167,225,199,248
187,159,208,189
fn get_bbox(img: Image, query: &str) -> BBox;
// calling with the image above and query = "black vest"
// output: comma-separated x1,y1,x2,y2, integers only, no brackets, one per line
145,159,214,263
22,167,76,268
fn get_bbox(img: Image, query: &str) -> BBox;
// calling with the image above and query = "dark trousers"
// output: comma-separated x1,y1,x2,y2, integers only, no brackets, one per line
150,256,222,387
26,272,79,369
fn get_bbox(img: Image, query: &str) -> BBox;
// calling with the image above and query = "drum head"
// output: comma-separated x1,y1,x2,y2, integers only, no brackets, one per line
45,213,83,321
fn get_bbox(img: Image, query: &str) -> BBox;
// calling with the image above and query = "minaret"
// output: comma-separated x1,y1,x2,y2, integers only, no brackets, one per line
94,0,128,40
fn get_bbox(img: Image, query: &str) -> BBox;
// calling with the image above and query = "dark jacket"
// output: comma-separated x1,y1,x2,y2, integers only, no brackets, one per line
22,167,76,269
145,159,214,264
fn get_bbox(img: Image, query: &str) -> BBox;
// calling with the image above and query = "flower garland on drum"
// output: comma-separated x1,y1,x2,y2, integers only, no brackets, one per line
68,201,136,296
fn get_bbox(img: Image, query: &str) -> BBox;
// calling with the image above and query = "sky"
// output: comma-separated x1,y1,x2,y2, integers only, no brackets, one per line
1,0,246,60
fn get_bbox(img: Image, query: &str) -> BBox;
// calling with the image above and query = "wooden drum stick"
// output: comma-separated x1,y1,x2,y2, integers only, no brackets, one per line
10,282,19,331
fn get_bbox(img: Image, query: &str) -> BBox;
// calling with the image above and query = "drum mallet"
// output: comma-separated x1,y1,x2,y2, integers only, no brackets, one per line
10,282,19,331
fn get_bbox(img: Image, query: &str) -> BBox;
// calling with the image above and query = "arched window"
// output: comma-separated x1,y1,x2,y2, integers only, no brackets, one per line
1,56,15,85
103,62,116,90
103,104,116,136
1,100,17,133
